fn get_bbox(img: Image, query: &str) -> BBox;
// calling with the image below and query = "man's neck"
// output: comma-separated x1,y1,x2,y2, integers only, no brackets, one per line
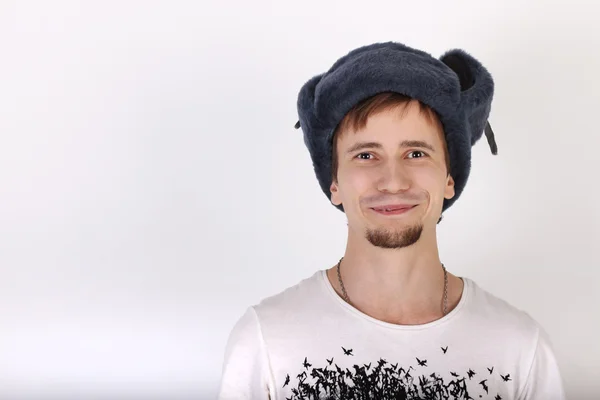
326,230,464,325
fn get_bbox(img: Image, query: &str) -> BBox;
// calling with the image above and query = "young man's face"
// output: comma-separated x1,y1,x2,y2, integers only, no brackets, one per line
330,101,455,248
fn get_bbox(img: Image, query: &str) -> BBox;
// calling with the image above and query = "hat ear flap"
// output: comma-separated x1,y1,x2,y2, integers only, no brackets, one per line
441,49,497,154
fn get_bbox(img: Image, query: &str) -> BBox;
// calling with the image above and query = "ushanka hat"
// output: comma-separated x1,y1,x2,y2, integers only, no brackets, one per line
294,41,497,213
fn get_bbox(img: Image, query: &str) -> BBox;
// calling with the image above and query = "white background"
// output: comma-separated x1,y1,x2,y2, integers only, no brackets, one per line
1,0,598,399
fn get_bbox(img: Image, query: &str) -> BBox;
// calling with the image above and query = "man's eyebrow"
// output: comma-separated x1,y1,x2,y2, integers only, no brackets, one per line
345,142,383,154
345,140,436,154
400,140,436,152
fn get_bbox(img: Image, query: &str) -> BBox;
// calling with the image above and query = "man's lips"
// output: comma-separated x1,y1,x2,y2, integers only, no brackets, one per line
371,204,416,211
370,204,417,215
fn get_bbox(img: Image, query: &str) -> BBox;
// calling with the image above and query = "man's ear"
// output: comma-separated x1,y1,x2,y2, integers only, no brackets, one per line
444,174,456,200
330,180,342,206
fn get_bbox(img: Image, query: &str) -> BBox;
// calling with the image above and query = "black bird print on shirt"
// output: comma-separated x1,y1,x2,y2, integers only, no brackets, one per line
479,379,489,394
303,357,312,369
279,345,514,399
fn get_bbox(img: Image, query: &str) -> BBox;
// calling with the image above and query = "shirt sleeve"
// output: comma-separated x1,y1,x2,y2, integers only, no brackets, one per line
217,306,274,400
518,324,567,400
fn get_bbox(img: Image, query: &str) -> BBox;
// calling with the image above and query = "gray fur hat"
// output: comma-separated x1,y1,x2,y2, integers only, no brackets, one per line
294,41,497,213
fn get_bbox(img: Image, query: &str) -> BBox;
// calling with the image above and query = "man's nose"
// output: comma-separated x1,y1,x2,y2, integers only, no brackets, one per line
376,161,411,193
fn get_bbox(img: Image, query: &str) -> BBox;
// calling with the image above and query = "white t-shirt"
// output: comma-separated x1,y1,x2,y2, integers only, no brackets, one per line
218,270,566,400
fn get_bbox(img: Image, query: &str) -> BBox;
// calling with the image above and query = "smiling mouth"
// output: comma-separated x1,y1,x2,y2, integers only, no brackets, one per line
370,205,417,215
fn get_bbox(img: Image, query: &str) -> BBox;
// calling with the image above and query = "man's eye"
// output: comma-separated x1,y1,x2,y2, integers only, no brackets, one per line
356,152,373,160
408,150,427,158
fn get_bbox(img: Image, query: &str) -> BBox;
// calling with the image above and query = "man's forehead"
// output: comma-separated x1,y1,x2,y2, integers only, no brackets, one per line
340,106,442,136
338,118,443,146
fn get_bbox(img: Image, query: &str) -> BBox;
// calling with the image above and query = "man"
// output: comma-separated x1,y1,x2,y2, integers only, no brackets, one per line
217,42,566,399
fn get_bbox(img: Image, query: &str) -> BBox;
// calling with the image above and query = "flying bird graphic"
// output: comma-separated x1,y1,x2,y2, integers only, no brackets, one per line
479,379,489,394
467,369,476,379
280,350,514,400
303,357,311,369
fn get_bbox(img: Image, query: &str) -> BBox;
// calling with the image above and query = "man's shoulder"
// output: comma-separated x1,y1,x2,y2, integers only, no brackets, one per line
251,269,326,318
465,277,543,338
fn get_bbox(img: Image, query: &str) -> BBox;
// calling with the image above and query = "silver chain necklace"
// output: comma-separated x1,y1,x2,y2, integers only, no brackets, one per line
335,257,449,316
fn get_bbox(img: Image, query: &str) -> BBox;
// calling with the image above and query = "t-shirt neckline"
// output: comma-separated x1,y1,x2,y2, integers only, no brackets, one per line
319,269,471,331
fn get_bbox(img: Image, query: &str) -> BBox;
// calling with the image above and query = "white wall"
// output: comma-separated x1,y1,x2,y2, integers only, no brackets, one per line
1,0,598,398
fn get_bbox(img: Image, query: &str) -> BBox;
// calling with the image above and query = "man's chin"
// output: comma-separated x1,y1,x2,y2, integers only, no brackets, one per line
365,225,423,249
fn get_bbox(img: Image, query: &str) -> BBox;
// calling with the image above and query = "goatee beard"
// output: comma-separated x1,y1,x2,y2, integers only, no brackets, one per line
365,224,423,249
